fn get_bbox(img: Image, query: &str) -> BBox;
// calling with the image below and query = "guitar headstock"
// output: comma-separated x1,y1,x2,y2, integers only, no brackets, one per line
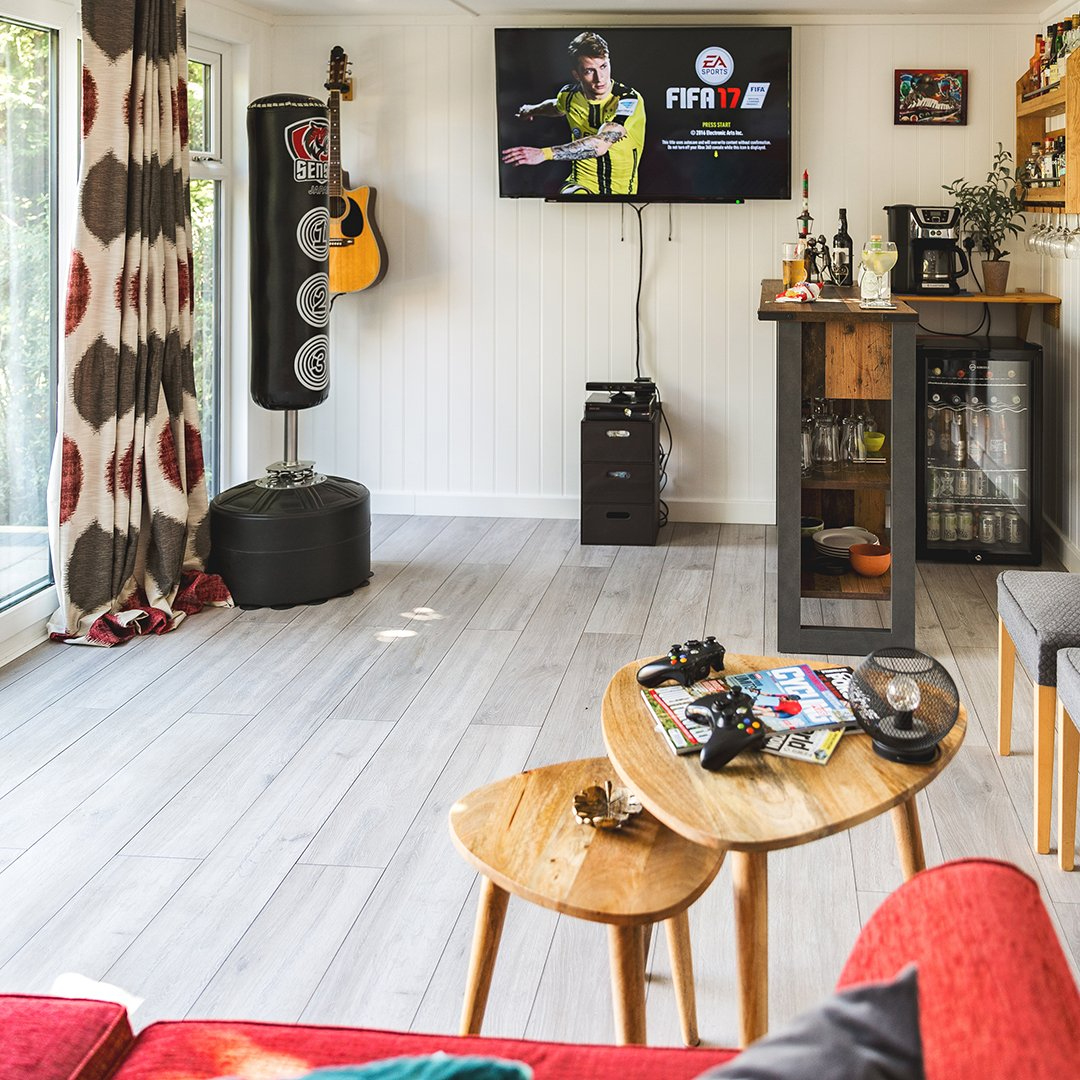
325,45,353,97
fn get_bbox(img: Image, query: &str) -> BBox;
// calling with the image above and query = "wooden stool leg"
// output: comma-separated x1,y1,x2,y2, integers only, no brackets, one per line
1035,684,1057,855
459,876,510,1036
1059,701,1079,872
998,617,1016,755
607,924,647,1045
891,795,926,881
664,912,700,1047
731,850,769,1047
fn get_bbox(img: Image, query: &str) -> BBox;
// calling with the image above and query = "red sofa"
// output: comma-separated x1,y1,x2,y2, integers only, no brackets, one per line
6,859,1079,1080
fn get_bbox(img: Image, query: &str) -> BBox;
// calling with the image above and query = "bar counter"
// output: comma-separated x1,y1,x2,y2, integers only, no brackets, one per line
757,280,918,654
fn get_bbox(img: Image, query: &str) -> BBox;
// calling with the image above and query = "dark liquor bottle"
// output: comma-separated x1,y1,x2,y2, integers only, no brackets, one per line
832,209,853,287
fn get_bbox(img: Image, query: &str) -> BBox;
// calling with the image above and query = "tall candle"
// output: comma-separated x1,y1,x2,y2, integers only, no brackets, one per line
800,169,809,237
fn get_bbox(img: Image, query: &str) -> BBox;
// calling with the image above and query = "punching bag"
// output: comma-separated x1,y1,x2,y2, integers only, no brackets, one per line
247,94,330,410
208,92,370,609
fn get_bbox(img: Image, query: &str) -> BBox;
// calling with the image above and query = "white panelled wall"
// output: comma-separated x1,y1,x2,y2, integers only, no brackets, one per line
226,13,1056,528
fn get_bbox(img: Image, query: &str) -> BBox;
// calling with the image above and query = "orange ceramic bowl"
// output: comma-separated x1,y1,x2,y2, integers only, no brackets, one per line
849,543,891,577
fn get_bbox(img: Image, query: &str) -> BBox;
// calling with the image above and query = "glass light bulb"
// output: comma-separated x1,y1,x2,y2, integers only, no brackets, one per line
886,674,921,713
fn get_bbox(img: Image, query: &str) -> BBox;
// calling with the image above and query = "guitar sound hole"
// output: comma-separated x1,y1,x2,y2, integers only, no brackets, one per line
330,195,366,239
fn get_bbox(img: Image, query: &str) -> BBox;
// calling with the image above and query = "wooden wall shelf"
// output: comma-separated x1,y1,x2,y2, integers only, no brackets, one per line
896,291,1061,338
1016,51,1079,213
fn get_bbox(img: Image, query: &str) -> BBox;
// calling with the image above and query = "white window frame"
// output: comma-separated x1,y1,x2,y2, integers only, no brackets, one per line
188,37,229,498
0,0,78,663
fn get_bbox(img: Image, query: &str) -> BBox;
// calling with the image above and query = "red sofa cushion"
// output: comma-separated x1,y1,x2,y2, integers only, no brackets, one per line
0,994,133,1080
838,858,1080,1080
111,1021,738,1079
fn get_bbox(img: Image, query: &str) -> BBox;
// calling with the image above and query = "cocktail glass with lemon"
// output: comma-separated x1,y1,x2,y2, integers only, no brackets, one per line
858,236,898,308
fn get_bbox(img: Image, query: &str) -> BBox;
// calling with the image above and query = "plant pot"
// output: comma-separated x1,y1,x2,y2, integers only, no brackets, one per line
982,259,1011,296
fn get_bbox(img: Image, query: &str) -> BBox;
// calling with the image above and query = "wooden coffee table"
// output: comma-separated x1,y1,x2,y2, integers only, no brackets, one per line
601,653,966,1046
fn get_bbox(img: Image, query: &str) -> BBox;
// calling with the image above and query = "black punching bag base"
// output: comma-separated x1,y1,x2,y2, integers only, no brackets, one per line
209,476,371,608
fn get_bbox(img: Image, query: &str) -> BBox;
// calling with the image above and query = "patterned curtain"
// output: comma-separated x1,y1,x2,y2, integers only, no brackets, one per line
47,0,230,645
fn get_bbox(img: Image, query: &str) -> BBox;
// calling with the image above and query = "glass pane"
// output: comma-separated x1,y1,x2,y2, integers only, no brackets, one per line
0,19,55,611
190,176,218,494
187,58,208,154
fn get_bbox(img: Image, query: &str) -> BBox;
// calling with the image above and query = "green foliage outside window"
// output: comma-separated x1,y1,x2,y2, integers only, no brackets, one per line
0,19,53,533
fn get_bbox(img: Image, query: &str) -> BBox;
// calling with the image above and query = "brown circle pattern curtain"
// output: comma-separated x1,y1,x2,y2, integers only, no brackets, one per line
48,0,231,645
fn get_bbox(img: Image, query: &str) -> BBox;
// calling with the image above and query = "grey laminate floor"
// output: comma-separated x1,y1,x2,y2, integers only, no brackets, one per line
0,515,1077,1049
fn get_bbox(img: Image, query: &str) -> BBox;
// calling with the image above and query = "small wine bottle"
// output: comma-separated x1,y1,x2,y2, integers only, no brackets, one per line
832,209,853,287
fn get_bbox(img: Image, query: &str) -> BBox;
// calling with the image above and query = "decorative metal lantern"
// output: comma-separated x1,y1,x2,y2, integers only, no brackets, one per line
849,648,960,764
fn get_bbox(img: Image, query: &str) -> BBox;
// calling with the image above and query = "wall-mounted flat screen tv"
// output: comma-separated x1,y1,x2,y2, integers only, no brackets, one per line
495,26,792,203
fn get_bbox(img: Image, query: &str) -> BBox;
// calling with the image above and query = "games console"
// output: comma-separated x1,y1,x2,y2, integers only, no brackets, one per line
584,380,659,419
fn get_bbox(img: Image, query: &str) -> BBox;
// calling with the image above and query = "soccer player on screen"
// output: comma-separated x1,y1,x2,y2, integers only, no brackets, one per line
502,31,646,196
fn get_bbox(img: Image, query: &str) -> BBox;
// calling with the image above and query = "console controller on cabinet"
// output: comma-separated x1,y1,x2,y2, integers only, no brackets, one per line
636,636,726,688
685,689,767,770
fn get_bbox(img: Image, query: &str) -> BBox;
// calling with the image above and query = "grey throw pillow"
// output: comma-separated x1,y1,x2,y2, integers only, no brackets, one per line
698,964,923,1080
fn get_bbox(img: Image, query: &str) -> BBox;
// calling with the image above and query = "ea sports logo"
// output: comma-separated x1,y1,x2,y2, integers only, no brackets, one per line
696,46,734,86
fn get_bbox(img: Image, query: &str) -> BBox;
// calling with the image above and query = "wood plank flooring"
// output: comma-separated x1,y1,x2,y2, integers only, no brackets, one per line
0,515,1077,1049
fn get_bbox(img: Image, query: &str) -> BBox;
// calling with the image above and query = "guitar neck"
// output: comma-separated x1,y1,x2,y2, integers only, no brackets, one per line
328,90,342,196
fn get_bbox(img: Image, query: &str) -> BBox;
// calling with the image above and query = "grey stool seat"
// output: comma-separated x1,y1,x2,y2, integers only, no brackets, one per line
997,571,1080,859
1056,648,1080,870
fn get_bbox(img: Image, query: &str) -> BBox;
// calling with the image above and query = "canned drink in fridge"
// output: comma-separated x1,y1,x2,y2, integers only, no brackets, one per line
943,505,958,542
937,469,955,497
973,470,990,498
958,509,975,541
1006,473,1022,503
993,509,1006,541
927,507,942,542
1006,512,1024,545
978,509,997,545
956,469,971,497
990,472,1005,496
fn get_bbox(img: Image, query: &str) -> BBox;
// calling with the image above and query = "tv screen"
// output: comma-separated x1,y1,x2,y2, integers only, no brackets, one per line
495,26,792,203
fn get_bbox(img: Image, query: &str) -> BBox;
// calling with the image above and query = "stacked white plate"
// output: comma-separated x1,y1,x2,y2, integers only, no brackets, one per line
812,527,879,559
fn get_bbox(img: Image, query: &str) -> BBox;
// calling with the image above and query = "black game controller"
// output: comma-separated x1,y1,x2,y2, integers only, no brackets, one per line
636,636,726,688
685,689,767,771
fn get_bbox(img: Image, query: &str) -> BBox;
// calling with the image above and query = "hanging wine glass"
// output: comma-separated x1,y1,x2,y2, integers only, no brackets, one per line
1049,214,1069,259
1066,215,1080,260
1025,212,1044,253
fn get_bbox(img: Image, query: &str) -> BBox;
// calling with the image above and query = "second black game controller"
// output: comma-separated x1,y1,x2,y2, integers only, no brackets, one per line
636,636,726,688
685,689,767,770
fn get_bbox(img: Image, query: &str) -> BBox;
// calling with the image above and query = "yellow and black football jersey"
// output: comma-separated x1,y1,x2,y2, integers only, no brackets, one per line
554,80,645,195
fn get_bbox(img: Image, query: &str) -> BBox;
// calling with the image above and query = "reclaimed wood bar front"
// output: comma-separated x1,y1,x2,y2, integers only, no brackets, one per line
757,281,918,653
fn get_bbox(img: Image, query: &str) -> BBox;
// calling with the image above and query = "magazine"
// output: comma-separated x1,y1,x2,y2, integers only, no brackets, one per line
640,680,728,755
760,726,844,765
722,664,856,732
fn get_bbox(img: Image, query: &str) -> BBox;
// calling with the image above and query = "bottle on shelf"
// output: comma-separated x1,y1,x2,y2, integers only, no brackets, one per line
987,403,1011,468
950,407,966,465
1029,33,1045,93
968,407,987,469
832,209,853,287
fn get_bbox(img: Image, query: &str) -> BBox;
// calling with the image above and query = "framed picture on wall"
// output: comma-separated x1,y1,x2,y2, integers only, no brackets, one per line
894,69,968,125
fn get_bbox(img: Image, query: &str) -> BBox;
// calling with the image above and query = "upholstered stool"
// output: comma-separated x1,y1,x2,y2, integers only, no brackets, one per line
448,757,724,1046
1056,648,1080,870
997,571,1080,855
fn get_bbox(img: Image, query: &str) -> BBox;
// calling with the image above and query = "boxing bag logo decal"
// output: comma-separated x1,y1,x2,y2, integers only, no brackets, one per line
284,117,329,182
294,335,329,392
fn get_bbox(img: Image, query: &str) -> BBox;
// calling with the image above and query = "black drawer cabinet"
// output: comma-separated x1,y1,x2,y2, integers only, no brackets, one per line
580,414,659,546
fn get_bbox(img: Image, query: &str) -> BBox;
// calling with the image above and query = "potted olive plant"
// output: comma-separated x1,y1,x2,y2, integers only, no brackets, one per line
942,143,1026,295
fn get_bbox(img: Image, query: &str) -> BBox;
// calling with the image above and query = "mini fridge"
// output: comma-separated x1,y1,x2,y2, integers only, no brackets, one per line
916,336,1042,565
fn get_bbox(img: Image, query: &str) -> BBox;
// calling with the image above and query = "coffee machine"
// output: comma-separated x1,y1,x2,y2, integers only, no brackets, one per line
885,204,970,293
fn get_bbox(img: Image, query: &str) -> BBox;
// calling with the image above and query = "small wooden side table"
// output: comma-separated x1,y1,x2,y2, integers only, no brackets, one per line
449,757,724,1045
602,654,966,1047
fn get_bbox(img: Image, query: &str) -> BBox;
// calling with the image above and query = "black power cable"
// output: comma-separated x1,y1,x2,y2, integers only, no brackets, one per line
627,202,671,527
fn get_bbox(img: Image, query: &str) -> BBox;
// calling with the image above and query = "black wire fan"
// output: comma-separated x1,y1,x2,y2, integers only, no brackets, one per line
848,648,959,764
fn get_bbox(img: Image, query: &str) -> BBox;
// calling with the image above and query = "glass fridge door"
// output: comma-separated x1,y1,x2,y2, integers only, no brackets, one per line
921,341,1040,564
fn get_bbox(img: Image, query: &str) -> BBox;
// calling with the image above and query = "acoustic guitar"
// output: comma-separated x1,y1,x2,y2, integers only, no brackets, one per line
324,46,388,293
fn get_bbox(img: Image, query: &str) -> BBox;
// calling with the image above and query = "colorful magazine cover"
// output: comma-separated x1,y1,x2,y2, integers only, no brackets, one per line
722,664,856,731
640,680,728,755
760,726,844,765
